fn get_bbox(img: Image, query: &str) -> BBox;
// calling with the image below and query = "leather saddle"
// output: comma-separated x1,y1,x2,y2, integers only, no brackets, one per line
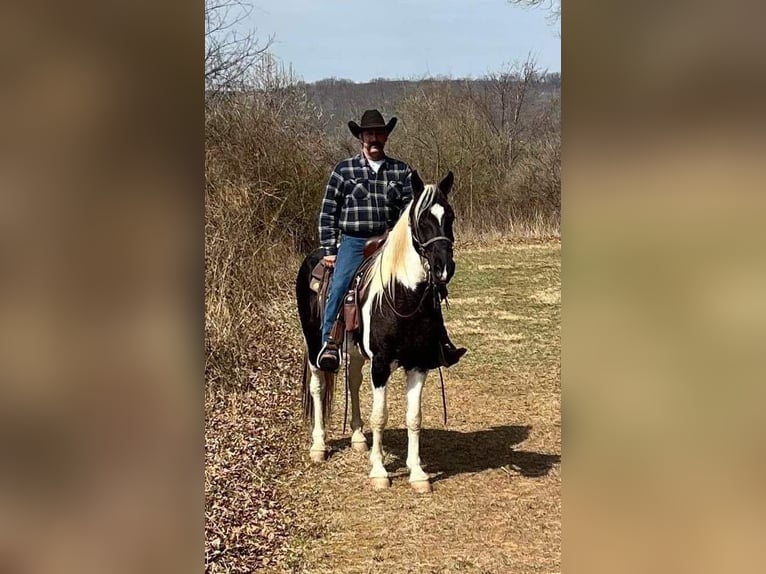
309,232,388,335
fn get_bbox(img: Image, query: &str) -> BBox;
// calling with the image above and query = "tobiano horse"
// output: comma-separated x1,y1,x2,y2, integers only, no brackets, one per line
295,171,457,493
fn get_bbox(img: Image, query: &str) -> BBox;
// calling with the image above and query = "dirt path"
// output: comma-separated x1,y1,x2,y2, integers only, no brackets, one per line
275,241,561,574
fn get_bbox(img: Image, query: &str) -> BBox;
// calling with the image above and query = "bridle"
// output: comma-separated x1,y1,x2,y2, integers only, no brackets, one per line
412,234,453,256
409,197,454,277
378,197,453,319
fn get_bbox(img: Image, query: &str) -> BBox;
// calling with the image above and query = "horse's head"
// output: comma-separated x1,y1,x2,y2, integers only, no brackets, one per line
409,171,456,286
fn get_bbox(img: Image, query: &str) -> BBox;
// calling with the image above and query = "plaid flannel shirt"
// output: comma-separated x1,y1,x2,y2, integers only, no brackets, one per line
318,154,413,256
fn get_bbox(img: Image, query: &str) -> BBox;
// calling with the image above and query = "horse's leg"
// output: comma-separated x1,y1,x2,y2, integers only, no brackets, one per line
368,358,391,489
405,368,432,493
348,348,367,452
308,364,327,462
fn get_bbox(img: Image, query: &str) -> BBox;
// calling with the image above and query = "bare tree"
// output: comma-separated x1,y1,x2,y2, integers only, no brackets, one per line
507,0,561,23
467,56,540,170
205,0,272,94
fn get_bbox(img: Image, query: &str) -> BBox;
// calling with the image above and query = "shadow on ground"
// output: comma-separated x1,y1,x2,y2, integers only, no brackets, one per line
329,425,560,481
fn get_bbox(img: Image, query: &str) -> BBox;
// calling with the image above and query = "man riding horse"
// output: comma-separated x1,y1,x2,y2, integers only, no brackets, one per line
316,109,465,372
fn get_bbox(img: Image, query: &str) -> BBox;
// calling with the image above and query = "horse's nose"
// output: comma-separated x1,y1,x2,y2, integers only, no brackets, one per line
434,265,448,284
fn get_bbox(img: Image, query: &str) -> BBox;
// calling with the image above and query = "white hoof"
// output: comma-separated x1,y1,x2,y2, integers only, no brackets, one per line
351,440,368,453
410,480,432,494
309,449,327,463
370,477,391,490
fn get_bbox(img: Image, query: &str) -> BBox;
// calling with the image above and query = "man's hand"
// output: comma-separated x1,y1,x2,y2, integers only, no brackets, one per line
323,255,337,268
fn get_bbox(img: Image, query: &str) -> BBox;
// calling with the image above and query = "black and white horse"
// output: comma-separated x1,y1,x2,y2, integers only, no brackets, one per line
295,171,456,493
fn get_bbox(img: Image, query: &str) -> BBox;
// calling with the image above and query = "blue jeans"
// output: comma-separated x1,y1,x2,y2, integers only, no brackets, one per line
321,235,369,344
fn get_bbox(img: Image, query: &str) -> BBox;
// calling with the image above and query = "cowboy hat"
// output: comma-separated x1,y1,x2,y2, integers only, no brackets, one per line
348,109,398,138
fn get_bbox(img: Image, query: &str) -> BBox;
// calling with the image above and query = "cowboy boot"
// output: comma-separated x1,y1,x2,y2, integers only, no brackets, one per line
437,315,466,367
440,329,467,367
433,288,465,367
318,317,344,372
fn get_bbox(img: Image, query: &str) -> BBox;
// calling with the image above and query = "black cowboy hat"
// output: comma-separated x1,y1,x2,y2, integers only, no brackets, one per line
348,109,398,138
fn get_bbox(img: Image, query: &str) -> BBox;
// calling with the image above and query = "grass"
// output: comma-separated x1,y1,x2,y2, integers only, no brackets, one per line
266,239,562,574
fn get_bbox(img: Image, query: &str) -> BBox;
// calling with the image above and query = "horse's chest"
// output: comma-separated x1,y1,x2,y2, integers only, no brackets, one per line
395,320,439,347
367,309,443,369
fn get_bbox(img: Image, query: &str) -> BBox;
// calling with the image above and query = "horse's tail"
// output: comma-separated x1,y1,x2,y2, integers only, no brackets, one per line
300,352,336,427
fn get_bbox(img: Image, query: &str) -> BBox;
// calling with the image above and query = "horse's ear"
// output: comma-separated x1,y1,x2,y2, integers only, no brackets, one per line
438,171,454,195
410,170,425,196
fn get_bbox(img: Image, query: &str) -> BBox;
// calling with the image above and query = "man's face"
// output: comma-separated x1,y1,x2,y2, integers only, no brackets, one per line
360,128,388,160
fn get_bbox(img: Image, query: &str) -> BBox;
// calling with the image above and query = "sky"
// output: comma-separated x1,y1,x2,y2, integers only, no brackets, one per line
242,0,560,83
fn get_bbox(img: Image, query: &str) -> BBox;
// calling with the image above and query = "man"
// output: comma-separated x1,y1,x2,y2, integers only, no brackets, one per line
316,109,464,372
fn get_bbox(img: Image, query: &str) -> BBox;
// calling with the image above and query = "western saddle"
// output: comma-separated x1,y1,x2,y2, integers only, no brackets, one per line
308,232,388,339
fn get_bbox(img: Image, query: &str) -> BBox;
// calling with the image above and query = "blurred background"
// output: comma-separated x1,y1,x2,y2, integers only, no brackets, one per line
566,1,766,572
1,1,200,573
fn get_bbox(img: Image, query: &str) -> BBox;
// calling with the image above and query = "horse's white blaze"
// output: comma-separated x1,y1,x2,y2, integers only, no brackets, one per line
430,204,445,225
368,384,388,479
308,365,326,453
405,369,429,482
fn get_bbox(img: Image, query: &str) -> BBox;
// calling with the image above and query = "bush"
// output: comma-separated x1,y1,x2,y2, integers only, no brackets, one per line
205,65,341,387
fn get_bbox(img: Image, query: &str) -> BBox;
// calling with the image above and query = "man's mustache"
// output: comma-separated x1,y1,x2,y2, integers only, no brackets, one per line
366,141,383,147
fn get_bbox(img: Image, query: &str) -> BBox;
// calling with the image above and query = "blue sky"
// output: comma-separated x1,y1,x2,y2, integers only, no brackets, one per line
244,0,560,82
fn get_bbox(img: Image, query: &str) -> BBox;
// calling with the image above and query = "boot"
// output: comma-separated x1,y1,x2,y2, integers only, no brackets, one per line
317,339,340,372
441,338,467,367
439,324,466,367
435,295,466,367
317,317,344,372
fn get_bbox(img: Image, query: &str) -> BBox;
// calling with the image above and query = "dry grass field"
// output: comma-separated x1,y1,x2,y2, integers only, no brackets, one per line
205,238,560,573
270,240,561,573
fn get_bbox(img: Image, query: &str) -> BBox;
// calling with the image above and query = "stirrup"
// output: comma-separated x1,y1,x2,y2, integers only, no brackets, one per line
317,340,340,372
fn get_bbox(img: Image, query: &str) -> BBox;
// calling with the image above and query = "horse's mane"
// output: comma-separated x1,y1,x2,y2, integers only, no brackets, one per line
362,184,438,306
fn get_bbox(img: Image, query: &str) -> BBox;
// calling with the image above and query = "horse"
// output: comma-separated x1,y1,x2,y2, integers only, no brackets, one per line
295,171,457,493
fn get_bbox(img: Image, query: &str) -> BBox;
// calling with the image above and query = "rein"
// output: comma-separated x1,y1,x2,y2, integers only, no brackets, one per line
373,201,452,426
411,206,453,427
378,259,434,319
